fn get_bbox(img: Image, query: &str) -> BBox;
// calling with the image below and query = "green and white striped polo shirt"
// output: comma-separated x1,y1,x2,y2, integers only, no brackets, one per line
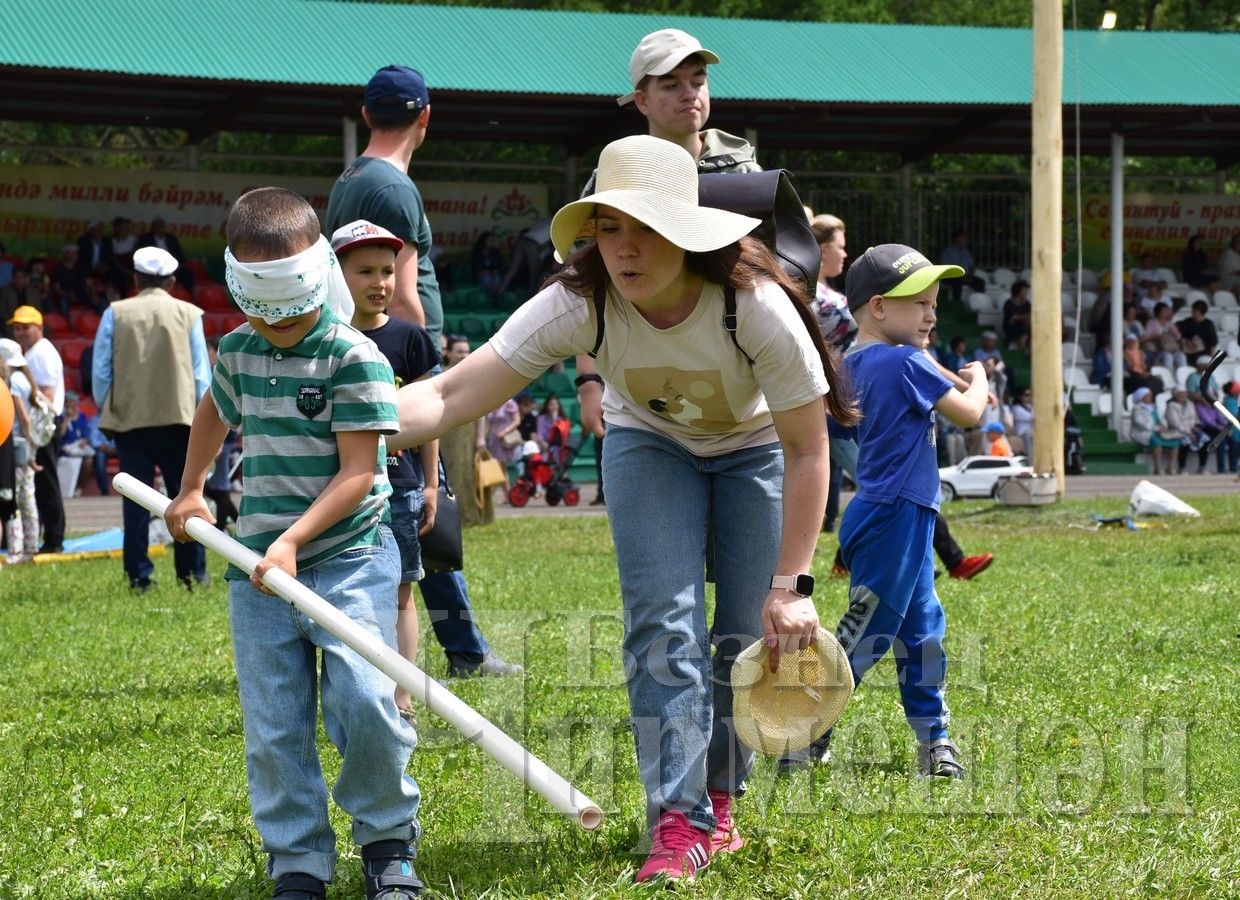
212,306,399,578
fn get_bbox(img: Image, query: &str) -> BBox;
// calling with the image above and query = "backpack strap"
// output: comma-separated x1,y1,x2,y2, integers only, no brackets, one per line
722,285,754,366
592,282,753,365
588,283,606,359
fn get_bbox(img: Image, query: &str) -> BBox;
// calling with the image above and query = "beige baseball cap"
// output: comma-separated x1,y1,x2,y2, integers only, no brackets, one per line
616,28,720,106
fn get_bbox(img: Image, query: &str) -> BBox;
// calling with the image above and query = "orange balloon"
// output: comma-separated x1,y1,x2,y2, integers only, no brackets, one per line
0,379,12,445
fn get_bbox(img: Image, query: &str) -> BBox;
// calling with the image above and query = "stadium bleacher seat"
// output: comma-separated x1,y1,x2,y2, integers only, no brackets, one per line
44,312,74,339
194,282,232,311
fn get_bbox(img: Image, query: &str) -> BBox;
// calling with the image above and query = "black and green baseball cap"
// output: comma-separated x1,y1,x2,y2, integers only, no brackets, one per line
845,243,964,311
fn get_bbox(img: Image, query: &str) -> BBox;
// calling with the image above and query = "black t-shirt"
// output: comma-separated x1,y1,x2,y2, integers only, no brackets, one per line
361,317,439,488
1177,315,1219,351
518,411,538,442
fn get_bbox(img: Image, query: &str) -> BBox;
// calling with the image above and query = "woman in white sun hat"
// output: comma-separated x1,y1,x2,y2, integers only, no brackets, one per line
388,134,856,883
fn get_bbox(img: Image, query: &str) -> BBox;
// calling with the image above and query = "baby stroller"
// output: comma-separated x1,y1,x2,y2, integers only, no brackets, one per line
542,419,582,507
507,440,553,507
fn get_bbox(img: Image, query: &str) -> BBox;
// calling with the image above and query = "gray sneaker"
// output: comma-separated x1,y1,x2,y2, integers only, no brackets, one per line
917,738,965,779
447,652,525,678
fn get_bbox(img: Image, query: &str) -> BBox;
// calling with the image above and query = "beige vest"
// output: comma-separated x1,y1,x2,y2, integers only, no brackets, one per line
99,288,203,433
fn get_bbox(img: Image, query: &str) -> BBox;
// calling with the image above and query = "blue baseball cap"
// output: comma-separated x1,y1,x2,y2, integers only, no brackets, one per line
364,65,429,116
983,421,1006,434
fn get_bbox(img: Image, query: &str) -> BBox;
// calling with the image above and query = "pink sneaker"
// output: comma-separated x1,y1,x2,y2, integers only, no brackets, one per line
635,810,711,882
708,789,744,855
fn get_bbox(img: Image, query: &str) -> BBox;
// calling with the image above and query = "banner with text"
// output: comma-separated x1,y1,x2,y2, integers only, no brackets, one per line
1072,193,1240,271
0,165,547,270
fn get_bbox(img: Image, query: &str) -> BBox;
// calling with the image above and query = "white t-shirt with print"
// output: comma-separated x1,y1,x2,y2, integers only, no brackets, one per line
490,280,828,456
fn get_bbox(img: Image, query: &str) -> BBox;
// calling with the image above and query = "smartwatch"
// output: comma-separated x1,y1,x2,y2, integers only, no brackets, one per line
770,574,815,597
574,373,604,389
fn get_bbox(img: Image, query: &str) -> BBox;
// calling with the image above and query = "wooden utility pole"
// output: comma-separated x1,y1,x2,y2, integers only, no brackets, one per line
1031,0,1065,492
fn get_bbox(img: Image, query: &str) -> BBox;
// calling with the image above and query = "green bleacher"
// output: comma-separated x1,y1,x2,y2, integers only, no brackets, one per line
441,283,599,487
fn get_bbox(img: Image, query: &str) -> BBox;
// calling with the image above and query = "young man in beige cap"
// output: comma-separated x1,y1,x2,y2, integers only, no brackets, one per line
578,28,763,495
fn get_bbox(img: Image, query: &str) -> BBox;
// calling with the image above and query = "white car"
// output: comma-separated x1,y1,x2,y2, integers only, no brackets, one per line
939,455,1033,501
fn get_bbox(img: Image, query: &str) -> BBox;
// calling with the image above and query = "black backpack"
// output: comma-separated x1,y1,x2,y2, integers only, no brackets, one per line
588,169,820,361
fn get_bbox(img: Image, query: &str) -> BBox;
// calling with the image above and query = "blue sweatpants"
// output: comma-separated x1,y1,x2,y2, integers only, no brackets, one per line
836,497,950,743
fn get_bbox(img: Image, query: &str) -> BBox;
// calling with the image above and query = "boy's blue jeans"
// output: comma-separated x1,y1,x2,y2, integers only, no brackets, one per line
837,497,950,743
228,526,419,883
603,426,783,833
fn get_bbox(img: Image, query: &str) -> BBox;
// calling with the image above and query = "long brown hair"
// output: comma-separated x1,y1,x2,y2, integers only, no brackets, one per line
550,235,858,426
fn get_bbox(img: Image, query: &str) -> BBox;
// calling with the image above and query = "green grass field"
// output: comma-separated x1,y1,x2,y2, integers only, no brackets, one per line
2,496,1239,898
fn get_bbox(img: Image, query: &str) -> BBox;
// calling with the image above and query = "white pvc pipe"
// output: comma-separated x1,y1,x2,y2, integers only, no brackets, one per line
113,473,603,831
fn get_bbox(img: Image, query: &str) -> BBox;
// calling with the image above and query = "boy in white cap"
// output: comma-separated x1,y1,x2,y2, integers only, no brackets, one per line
165,188,423,900
332,219,439,720
94,245,210,590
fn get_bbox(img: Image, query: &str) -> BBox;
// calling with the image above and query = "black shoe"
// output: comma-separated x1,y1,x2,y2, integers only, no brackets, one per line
272,872,326,899
38,545,64,555
179,573,211,591
776,730,833,775
446,652,525,678
130,578,155,593
590,494,606,506
362,839,422,899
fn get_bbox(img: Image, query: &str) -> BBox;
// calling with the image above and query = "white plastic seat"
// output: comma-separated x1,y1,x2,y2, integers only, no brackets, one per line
1150,365,1175,390
1229,340,1240,361
1077,269,1100,289
1063,367,1091,388
1184,289,1211,306
1219,312,1239,339
1094,393,1112,416
1174,365,1196,389
1155,391,1170,415
1019,268,1033,282
975,269,993,286
991,267,1017,289
1212,290,1238,310
967,292,993,313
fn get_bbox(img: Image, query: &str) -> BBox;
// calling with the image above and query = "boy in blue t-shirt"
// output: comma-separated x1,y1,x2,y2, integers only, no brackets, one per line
828,244,988,778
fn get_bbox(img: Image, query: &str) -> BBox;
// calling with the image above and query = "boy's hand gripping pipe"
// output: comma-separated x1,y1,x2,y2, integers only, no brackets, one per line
113,472,603,831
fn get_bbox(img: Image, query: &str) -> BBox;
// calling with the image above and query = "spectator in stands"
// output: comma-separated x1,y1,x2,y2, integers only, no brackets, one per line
0,241,11,289
1129,386,1180,475
1165,386,1210,474
1140,280,1172,318
498,218,553,297
1090,337,1112,387
56,391,96,497
471,231,505,297
1142,302,1186,371
1002,279,1032,350
107,216,137,295
1218,233,1240,295
1180,235,1216,291
938,229,986,302
1177,300,1219,358
485,393,523,480
438,334,493,525
1121,303,1144,342
1012,386,1034,457
515,390,539,445
1,268,41,333
7,305,64,553
1122,336,1163,397
93,247,209,590
926,326,946,366
1131,252,1166,302
27,258,49,309
536,395,569,457
973,330,1008,398
89,415,116,496
427,244,453,294
983,421,1013,457
48,245,87,315
1186,354,1229,473
76,221,111,283
1224,382,1240,474
138,216,191,291
945,335,969,372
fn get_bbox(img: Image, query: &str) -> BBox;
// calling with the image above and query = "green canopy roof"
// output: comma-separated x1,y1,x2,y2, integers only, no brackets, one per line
2,1,1238,160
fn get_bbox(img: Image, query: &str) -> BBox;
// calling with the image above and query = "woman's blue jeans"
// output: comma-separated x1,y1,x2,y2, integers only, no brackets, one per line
228,526,419,882
603,426,784,833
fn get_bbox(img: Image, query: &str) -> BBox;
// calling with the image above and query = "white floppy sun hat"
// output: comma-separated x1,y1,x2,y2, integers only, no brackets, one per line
550,134,760,263
732,627,854,756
